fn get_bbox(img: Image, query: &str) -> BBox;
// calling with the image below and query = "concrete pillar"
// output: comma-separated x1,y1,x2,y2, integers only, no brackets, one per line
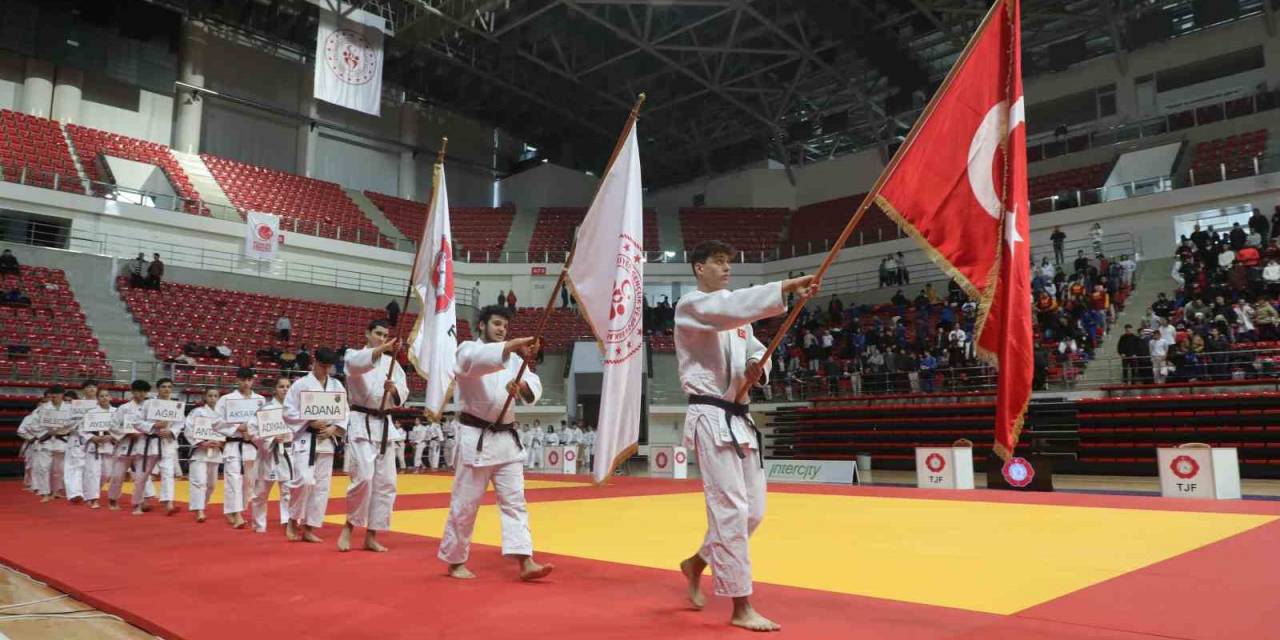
21,59,54,118
296,66,318,177
173,20,207,154
398,102,419,200
1113,73,1138,122
50,67,83,123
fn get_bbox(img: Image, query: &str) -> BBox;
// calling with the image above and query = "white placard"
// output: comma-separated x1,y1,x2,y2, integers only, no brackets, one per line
562,446,578,474
543,445,564,473
256,407,290,439
915,447,975,490
1157,447,1241,500
82,410,114,433
763,459,856,484
223,398,260,424
145,399,184,424
244,211,281,261
40,409,72,429
70,399,98,413
189,416,226,443
673,446,689,479
649,445,675,477
300,391,348,424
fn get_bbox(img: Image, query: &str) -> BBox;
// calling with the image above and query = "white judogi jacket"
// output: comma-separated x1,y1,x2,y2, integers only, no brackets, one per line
215,390,265,462
185,405,223,463
17,406,43,456
283,373,348,457
530,430,545,448
442,422,455,442
518,428,532,449
140,397,185,460
251,398,292,475
33,401,73,453
565,426,583,446
452,339,542,468
343,347,409,445
675,282,784,450
111,400,148,458
426,423,444,443
544,431,560,446
79,406,116,457
409,425,427,445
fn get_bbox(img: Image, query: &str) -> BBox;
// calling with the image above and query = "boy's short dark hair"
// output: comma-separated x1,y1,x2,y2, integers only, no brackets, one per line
81,379,98,388
130,380,152,392
689,240,735,275
315,348,338,365
477,305,513,326
367,318,391,332
155,377,174,387
47,385,65,395
235,367,255,380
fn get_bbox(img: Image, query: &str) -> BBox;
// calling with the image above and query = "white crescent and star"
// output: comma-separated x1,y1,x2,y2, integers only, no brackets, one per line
967,96,1025,254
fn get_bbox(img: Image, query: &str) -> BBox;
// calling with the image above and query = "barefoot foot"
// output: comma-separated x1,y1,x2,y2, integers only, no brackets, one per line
131,508,144,516
447,564,477,579
336,525,352,552
680,557,707,609
302,528,323,543
285,521,301,542
364,536,388,553
519,559,554,582
108,500,120,511
730,605,780,632
196,511,207,523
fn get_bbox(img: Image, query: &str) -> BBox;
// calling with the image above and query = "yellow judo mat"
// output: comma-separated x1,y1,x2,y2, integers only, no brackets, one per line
359,491,1275,615
124,474,587,505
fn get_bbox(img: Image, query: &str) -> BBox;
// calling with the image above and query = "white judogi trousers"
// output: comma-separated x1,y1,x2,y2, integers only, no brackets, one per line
64,445,86,500
438,460,532,563
412,442,426,468
251,443,292,531
32,447,52,495
81,450,105,502
188,460,220,511
530,444,543,471
222,442,256,515
395,442,406,471
444,439,456,468
693,420,766,598
157,442,179,503
345,438,398,531
428,441,442,470
287,451,334,528
108,453,160,507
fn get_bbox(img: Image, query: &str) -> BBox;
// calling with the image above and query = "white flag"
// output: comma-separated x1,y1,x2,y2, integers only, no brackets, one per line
243,211,280,261
568,124,644,485
314,8,385,116
407,162,456,418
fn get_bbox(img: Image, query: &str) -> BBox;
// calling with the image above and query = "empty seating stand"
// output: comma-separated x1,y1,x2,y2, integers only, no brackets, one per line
529,208,659,261
681,208,788,261
1028,163,1111,213
0,109,80,193
0,266,111,384
508,308,591,353
201,154,392,248
1189,130,1267,184
66,124,208,216
363,191,516,262
785,194,903,256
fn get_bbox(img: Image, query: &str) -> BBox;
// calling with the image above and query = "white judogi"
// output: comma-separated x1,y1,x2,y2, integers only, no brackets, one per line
519,428,533,467
676,282,784,598
409,424,427,469
545,430,560,447
108,399,156,508
63,401,93,501
342,347,408,532
140,397,184,504
249,398,292,532
529,429,545,470
37,401,73,498
427,422,443,470
76,406,115,502
438,340,542,565
184,405,223,512
584,430,595,468
215,390,264,516
394,426,407,472
564,426,583,472
443,422,457,469
17,406,46,494
283,373,347,529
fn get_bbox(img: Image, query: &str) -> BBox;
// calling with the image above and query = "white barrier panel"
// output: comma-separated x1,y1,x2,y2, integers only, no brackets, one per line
673,446,689,479
543,446,565,473
915,447,975,489
649,445,674,477
563,446,578,474
1157,448,1241,500
763,459,855,485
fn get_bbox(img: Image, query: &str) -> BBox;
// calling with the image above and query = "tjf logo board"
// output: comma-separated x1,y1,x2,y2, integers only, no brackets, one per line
914,447,975,489
1156,447,1241,500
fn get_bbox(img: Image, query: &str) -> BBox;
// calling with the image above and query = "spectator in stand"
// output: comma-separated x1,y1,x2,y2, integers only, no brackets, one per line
1249,208,1270,244
0,249,18,276
507,289,517,311
473,281,482,307
146,253,164,290
560,283,569,309
1117,324,1140,384
802,329,819,372
496,290,505,306
1151,293,1173,319
827,295,843,323
1256,295,1279,338
1229,222,1247,251
295,345,312,371
276,315,291,341
1265,259,1280,295
1073,250,1089,276
127,253,147,288
896,252,910,285
924,282,938,304
1272,208,1280,242
1051,226,1066,264
1090,222,1104,255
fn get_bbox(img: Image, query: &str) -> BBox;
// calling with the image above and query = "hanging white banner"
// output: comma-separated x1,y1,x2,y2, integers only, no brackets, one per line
244,211,280,261
314,7,385,116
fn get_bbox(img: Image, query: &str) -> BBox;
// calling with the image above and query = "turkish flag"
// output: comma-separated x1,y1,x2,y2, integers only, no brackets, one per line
873,0,1030,460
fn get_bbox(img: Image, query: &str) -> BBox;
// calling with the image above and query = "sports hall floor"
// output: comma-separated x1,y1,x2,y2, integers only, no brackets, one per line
1,472,1278,639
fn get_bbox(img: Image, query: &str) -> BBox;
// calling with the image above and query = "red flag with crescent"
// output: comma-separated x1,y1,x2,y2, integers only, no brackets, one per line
873,0,1030,459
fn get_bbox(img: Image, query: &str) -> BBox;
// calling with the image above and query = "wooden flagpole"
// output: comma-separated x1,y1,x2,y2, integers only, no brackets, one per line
375,137,448,455
733,0,1007,403
490,93,647,427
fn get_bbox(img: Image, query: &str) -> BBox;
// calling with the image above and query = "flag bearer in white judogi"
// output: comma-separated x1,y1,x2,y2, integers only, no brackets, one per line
338,319,407,553
215,368,265,529
409,418,428,472
528,423,544,470
250,376,293,534
427,420,444,470
78,387,116,509
675,240,815,632
63,382,97,504
438,305,552,581
283,348,347,543
107,380,153,513
186,387,224,523
141,378,184,516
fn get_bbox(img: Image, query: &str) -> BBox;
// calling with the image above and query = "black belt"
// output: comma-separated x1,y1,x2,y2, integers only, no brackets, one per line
227,437,248,474
271,441,295,481
460,412,521,452
688,394,763,467
352,404,393,457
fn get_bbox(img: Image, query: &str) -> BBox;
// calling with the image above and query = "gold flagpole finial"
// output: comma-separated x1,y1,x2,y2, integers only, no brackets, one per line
436,137,449,164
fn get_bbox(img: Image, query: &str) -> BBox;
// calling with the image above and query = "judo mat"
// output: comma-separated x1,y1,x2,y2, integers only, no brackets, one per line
1,474,1278,639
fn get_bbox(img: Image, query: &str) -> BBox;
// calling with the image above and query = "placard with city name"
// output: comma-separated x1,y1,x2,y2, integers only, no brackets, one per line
145,399,184,424
40,409,72,430
300,391,348,424
70,399,98,413
189,416,225,442
255,407,290,439
82,410,115,433
223,398,261,424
